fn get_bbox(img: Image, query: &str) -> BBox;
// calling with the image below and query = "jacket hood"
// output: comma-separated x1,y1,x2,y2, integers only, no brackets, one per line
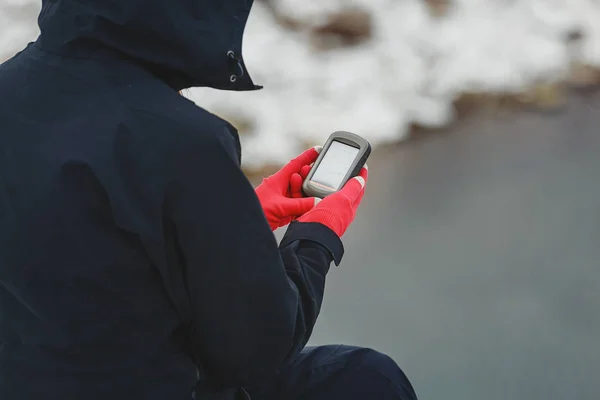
37,0,261,91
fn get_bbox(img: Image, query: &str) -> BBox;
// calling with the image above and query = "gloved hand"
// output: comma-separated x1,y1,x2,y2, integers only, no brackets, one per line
297,166,368,237
256,147,322,231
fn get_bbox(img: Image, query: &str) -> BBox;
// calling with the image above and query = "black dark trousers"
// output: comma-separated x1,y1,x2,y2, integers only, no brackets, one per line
246,345,418,400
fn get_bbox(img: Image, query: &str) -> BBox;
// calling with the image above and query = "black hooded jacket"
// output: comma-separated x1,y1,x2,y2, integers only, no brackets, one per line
0,1,344,399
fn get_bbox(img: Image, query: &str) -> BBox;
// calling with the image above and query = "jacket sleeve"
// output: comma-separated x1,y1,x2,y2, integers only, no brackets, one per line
166,129,344,388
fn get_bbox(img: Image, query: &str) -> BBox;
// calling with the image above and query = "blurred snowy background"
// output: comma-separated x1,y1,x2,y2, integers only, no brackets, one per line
2,0,600,170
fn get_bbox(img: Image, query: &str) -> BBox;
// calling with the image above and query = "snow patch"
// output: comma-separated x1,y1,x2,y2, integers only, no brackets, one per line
2,0,600,168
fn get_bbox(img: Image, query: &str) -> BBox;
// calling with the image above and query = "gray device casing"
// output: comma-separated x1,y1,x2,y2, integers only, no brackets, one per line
302,131,371,198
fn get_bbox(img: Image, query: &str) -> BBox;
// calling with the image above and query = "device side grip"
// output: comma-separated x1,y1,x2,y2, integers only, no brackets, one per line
348,142,371,179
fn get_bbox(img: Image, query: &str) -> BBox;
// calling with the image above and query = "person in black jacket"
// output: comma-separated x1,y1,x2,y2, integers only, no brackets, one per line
0,0,418,399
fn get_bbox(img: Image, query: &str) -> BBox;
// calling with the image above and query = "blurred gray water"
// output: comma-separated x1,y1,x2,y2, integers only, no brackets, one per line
277,91,600,400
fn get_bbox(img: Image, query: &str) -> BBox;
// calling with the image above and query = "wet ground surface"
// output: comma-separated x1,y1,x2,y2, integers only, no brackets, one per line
276,91,600,400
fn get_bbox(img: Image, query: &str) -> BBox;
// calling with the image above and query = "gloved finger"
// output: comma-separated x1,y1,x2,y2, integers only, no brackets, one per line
359,164,368,181
300,164,311,180
277,147,321,180
290,173,304,198
339,172,366,202
352,166,369,205
353,186,365,206
282,197,321,217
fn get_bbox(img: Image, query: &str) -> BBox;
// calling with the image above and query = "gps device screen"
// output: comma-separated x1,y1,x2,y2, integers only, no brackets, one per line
310,141,360,190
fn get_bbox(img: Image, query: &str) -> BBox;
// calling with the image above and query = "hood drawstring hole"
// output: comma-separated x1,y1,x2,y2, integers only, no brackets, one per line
227,50,245,84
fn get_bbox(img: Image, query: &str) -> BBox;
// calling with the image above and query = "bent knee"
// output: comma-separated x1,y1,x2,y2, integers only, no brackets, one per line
360,349,399,371
355,348,418,399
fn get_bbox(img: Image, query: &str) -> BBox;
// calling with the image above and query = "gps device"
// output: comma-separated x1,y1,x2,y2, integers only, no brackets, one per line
302,131,371,198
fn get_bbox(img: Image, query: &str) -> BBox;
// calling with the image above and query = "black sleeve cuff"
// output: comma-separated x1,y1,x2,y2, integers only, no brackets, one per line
280,221,344,266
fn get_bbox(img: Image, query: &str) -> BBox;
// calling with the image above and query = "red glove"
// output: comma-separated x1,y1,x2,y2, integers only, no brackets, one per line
256,147,322,231
297,166,368,237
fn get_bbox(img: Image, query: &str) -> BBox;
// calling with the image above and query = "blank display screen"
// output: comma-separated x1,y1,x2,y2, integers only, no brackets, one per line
310,141,359,189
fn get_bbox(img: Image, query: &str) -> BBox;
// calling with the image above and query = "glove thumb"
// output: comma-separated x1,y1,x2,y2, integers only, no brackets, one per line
282,197,321,218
